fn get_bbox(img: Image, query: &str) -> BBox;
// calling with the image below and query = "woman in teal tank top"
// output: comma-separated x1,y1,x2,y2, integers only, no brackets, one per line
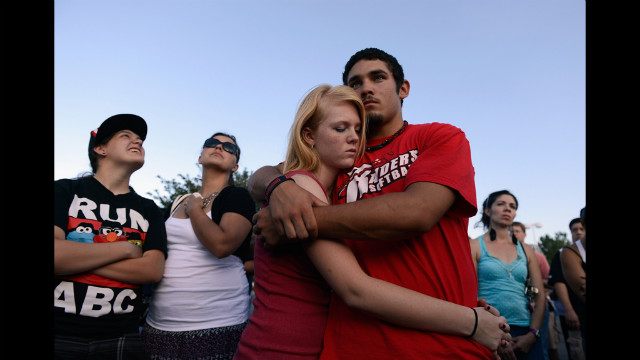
470,190,546,360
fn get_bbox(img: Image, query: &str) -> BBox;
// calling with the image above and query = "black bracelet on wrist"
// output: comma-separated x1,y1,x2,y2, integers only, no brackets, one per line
467,307,478,338
265,175,295,203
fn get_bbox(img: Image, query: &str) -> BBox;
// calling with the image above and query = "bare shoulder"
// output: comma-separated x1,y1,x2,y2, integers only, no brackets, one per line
560,243,580,261
521,241,534,253
521,242,540,266
289,173,328,204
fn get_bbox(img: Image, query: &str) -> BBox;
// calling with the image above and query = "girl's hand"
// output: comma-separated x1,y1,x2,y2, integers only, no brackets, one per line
497,340,517,360
182,193,203,217
473,306,511,355
511,333,536,355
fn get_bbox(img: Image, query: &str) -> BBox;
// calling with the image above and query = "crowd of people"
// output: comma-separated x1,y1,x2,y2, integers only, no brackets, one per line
54,48,585,359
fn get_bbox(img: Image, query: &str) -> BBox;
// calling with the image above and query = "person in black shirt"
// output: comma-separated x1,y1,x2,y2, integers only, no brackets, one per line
54,114,168,359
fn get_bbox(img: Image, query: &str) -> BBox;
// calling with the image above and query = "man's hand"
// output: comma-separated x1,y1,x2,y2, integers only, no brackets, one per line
253,181,326,245
253,207,280,247
564,307,581,329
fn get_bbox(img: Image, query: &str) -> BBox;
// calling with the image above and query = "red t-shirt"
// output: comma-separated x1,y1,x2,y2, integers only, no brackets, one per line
234,171,331,360
536,252,550,279
321,122,493,359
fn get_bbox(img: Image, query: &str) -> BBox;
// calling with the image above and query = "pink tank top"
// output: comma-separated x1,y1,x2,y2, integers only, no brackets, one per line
234,171,331,359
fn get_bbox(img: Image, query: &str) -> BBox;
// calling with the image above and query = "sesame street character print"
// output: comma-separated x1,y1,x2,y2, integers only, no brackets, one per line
64,217,146,248
94,220,128,243
66,222,96,243
126,231,144,248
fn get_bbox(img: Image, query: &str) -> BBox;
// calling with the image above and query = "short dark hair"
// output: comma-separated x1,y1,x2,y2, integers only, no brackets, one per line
343,48,405,93
512,221,526,233
569,217,585,230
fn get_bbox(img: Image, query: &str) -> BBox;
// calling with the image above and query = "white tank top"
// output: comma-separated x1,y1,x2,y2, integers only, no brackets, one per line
146,213,250,331
576,239,586,263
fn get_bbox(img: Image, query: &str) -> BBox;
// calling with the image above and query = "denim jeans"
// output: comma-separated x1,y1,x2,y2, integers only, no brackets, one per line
510,325,545,360
540,304,550,360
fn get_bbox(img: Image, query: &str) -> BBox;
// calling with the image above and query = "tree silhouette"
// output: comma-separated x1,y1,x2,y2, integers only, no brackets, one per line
147,168,254,209
538,232,571,264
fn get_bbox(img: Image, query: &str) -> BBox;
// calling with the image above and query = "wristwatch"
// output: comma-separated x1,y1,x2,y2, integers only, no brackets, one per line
529,328,540,339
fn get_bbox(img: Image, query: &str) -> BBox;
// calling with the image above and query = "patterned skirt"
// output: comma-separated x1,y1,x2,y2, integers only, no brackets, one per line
141,321,248,360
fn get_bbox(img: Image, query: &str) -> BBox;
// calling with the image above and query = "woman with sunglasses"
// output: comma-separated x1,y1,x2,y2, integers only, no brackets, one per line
142,133,256,360
234,85,510,360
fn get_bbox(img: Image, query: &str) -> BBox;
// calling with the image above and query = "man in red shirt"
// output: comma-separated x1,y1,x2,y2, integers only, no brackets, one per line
251,48,497,359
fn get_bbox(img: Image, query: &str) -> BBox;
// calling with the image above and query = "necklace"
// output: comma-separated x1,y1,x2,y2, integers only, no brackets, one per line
496,257,523,280
201,191,221,208
366,121,408,152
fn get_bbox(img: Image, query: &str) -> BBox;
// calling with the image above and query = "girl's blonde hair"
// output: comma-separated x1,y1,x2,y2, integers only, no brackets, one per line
283,84,366,174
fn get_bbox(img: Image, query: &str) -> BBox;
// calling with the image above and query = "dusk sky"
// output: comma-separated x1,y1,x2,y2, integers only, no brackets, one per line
54,0,586,243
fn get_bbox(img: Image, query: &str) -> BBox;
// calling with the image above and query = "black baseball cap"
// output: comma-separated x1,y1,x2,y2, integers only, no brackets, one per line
88,114,147,156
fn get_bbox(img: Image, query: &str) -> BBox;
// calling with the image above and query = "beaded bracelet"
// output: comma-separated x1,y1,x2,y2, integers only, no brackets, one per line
265,175,295,203
467,307,478,338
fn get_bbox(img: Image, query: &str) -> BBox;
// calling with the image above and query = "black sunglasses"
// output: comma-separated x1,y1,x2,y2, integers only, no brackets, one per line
203,137,239,156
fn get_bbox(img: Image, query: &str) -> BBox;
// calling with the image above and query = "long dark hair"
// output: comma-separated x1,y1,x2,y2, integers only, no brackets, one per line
477,189,519,243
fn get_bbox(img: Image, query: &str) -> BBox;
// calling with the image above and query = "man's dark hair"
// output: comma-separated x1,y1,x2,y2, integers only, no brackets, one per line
342,48,405,93
512,221,526,233
569,217,585,230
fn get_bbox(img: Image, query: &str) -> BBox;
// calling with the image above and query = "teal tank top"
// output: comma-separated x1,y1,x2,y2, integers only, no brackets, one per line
477,235,531,327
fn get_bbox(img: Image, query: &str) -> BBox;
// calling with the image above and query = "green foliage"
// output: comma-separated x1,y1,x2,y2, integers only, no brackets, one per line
147,173,202,209
147,168,254,209
233,168,252,189
538,232,571,264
